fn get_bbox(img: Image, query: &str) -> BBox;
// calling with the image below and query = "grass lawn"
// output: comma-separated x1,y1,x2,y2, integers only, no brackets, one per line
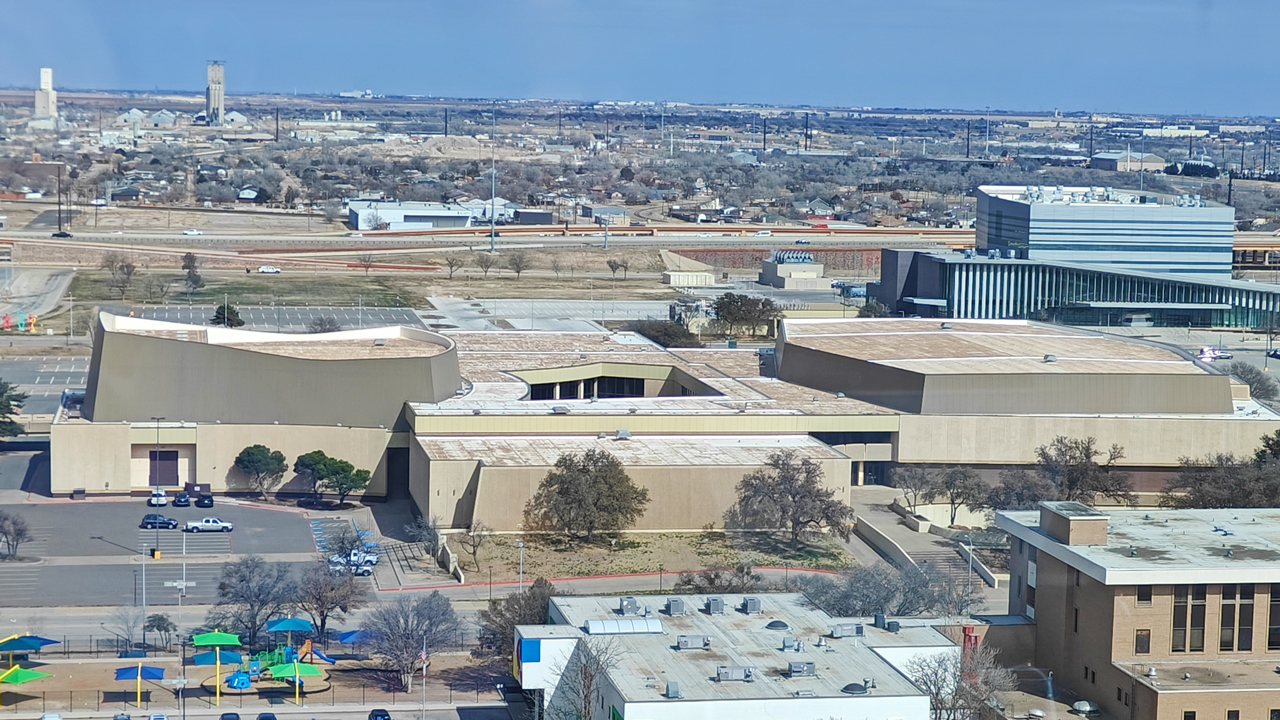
68,270,429,307
446,530,854,583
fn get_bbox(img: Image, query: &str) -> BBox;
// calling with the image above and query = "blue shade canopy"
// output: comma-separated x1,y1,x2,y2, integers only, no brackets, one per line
192,650,242,665
0,636,59,652
337,629,372,644
114,665,165,681
266,618,313,633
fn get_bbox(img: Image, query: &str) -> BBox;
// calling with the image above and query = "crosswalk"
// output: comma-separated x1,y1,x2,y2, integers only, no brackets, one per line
0,565,40,605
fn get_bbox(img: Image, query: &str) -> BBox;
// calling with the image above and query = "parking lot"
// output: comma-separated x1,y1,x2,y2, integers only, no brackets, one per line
130,305,423,333
0,356,88,414
0,499,321,607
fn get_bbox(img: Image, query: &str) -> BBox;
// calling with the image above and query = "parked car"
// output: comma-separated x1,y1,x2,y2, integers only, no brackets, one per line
182,229,203,236
148,715,168,720
330,561,373,576
794,238,811,244
195,494,214,508
754,229,773,237
343,232,363,238
147,489,168,507
218,714,240,720
255,714,276,720
1198,346,1234,361
1268,348,1280,360
172,492,191,507
185,517,233,533
257,265,281,274
369,710,392,720
40,714,64,720
331,549,379,566
52,231,72,238
140,514,178,530
113,714,131,720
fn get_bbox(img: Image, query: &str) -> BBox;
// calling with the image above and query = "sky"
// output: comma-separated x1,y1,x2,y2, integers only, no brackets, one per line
2,0,1277,117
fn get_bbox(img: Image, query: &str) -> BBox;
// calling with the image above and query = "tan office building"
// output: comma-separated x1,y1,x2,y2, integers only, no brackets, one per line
999,503,1280,720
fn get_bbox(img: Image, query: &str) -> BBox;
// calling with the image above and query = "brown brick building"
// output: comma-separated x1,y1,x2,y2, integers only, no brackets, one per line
999,502,1280,720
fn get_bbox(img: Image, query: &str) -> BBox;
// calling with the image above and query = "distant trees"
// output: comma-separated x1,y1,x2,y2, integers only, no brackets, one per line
525,449,650,542
859,299,891,318
729,450,854,545
444,254,466,279
1228,361,1278,401
798,562,983,618
907,640,1016,720
1161,430,1280,508
478,577,557,657
985,468,1057,511
673,564,763,594
935,467,986,526
627,320,702,348
307,316,342,333
233,445,288,499
712,292,782,336
476,252,496,278
506,251,530,279
101,253,137,298
210,303,245,328
982,436,1134,510
293,451,371,504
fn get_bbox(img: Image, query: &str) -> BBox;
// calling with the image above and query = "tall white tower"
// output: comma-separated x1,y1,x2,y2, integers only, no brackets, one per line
205,62,225,126
34,68,57,119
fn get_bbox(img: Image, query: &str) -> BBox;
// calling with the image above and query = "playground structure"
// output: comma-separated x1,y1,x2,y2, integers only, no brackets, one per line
204,625,335,703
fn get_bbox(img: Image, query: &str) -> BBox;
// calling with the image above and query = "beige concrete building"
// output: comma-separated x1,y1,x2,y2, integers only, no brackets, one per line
52,313,1280,531
999,503,1280,720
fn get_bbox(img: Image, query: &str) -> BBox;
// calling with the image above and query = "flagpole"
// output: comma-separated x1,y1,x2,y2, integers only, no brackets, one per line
136,661,142,706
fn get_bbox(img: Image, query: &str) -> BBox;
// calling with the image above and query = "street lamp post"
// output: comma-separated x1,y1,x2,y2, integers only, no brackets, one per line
516,540,525,590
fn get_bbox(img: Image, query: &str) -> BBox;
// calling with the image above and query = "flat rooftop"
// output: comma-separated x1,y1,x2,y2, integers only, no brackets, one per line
101,313,450,360
979,184,1226,208
997,508,1280,586
782,318,1202,376
415,434,847,466
547,593,953,703
1118,660,1280,692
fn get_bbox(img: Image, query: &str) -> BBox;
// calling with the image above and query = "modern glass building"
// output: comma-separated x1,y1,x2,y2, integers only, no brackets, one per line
977,185,1235,278
873,249,1280,328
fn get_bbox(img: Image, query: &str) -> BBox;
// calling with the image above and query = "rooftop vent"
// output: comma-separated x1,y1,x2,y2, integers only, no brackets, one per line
743,597,762,614
940,322,952,329
1145,667,1157,679
628,407,638,414
615,429,632,440
886,620,901,633
789,662,817,678
665,681,679,699
1043,354,1057,363
472,409,481,415
716,665,755,683
373,339,386,346
765,620,789,631
551,406,571,415
1073,701,1099,716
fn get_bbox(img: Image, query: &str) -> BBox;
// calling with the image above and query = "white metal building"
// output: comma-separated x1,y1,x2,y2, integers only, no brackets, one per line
347,200,474,231
976,185,1235,278
515,593,952,720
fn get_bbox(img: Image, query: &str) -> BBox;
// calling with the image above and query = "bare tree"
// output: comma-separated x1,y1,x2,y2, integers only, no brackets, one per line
356,253,376,276
322,200,343,223
550,257,563,279
0,510,33,559
617,258,629,279
207,555,295,649
307,316,342,333
456,521,489,571
295,559,367,642
894,467,940,513
673,564,762,593
906,641,1016,720
366,210,385,230
478,577,557,657
142,276,171,303
105,606,145,649
444,254,466,279
547,637,626,720
476,252,496,278
144,614,177,649
606,258,622,278
404,515,442,555
506,252,530,280
361,592,460,692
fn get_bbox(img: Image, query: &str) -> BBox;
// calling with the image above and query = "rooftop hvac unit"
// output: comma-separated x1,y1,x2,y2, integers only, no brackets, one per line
677,635,711,650
666,598,685,616
873,612,886,629
830,623,863,639
1005,249,1017,259
666,681,680,699
789,662,817,678
987,249,998,259
551,406,570,415
716,665,755,682
620,597,639,616
707,597,725,614
743,597,762,614
886,620,901,633
615,429,632,440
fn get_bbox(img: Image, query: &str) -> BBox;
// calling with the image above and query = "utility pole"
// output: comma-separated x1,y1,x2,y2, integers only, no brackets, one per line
1140,136,1146,192
56,164,64,234
985,106,990,155
761,114,767,152
804,112,811,152
274,107,279,142
558,109,562,140
489,104,497,253
1088,124,1093,158
965,119,971,158
444,107,449,137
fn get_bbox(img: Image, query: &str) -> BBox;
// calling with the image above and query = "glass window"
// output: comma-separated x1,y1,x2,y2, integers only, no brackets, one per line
1074,607,1079,633
1137,585,1152,605
1029,546,1038,562
1241,585,1255,652
1173,585,1189,652
1269,584,1280,650
1027,586,1036,608
1135,629,1151,654
1185,713,1196,720
1227,712,1239,720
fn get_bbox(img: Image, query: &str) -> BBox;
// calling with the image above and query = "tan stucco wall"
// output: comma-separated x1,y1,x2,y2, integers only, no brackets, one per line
51,421,399,496
897,415,1280,467
920,373,1232,415
412,411,898,436
417,456,851,531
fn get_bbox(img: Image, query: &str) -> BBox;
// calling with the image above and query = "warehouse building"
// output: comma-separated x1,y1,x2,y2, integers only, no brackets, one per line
998,502,1280,720
976,185,1234,277
346,200,474,231
53,314,1280,523
515,593,954,720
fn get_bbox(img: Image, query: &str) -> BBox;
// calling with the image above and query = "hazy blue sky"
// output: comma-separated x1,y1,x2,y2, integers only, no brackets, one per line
2,0,1275,116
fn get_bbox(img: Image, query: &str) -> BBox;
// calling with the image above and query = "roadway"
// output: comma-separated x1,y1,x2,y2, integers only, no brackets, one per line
0,355,88,414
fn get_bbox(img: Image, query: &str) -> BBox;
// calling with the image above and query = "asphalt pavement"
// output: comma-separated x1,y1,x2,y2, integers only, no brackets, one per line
127,305,423,333
0,355,88,413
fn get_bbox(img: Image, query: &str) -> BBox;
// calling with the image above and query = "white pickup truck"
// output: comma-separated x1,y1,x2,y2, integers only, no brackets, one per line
330,549,379,566
185,517,234,533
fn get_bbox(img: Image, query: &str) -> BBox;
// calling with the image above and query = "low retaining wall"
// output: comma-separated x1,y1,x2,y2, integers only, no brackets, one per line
957,543,1001,589
854,516,918,569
